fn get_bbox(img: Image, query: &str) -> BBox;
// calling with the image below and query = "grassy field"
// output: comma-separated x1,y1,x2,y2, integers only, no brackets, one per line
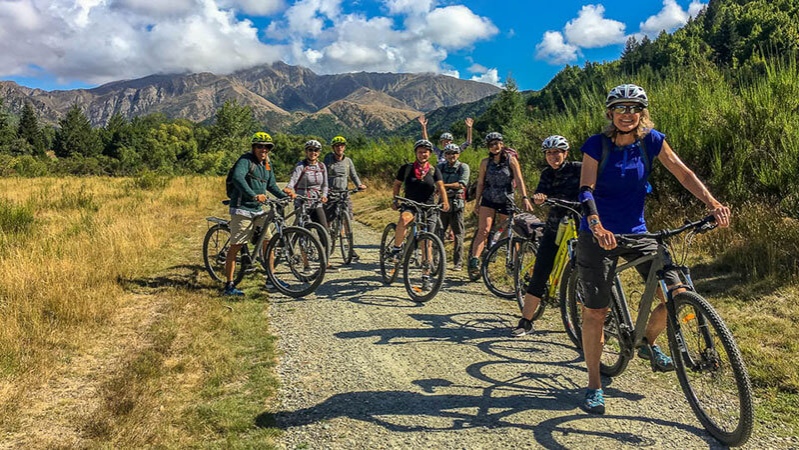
0,176,797,446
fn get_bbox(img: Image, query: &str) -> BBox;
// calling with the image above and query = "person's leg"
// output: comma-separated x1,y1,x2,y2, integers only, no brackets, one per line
519,231,558,320
224,213,254,295
471,207,495,258
346,197,360,259
393,210,414,248
452,208,465,268
225,243,243,283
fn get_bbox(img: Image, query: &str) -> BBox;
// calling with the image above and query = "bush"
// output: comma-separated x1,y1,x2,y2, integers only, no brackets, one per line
0,199,35,235
128,171,172,191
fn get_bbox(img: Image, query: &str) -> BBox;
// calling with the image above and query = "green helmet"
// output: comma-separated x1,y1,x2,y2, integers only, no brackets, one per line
331,135,347,145
251,131,273,145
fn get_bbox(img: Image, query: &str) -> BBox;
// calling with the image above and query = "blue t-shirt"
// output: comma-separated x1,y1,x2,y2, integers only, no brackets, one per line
579,130,665,233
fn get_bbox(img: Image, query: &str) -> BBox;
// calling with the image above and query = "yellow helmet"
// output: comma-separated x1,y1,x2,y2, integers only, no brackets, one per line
331,135,347,145
251,132,273,145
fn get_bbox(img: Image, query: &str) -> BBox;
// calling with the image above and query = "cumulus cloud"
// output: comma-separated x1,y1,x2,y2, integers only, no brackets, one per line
535,31,579,65
639,0,707,37
470,67,502,87
0,0,500,87
563,5,626,48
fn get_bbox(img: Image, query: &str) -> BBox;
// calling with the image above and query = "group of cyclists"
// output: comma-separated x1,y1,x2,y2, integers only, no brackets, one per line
221,83,732,416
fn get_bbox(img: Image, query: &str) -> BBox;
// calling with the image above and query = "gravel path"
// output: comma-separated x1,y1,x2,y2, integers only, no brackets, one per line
268,220,783,449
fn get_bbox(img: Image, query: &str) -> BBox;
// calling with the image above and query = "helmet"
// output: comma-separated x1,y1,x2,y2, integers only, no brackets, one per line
251,131,273,145
443,143,461,154
541,135,570,151
414,139,434,151
439,132,454,141
331,135,347,145
606,84,649,108
484,132,503,145
304,139,322,150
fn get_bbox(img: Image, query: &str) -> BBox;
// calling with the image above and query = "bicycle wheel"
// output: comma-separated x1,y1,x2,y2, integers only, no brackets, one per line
203,224,250,285
264,226,326,298
403,232,446,302
668,291,753,446
481,237,519,299
304,222,331,264
560,263,583,349
338,213,354,265
379,223,401,284
599,283,631,377
513,238,540,314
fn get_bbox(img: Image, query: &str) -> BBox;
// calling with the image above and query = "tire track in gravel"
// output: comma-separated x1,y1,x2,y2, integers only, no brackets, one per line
267,220,774,450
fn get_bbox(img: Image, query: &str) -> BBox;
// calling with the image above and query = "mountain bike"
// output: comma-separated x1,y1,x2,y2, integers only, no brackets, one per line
378,197,446,302
466,216,509,282
481,203,543,299
286,194,331,263
326,188,361,264
563,216,753,446
202,198,327,298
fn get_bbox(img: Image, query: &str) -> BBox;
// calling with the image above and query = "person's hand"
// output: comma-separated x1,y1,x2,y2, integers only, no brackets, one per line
533,193,546,205
465,117,473,128
283,187,293,195
710,204,731,228
418,115,427,126
321,197,328,203
358,184,367,190
254,194,267,203
523,197,533,211
391,200,399,211
592,224,617,250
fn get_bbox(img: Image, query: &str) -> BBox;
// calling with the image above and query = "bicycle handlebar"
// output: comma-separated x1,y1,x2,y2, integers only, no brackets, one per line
543,198,582,217
616,215,717,244
394,196,443,211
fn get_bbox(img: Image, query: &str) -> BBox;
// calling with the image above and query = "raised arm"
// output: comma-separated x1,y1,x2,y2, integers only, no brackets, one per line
418,115,429,141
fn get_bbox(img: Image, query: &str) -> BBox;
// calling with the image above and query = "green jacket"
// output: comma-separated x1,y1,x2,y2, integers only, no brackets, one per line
229,153,287,213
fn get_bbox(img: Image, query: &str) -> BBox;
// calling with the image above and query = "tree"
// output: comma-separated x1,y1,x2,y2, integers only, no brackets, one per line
0,99,14,149
100,112,130,159
479,76,527,148
17,102,45,156
53,104,103,158
202,100,257,155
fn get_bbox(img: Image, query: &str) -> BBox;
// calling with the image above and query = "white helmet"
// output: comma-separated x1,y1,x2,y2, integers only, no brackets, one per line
439,132,454,141
443,143,461,154
541,135,569,151
304,139,322,150
606,84,649,108
414,139,434,150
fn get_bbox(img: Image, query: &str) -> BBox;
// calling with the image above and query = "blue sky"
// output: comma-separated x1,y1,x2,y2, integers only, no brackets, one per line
0,0,706,93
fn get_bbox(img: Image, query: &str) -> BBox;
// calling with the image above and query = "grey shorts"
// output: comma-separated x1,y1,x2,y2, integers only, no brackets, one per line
230,213,269,246
576,231,681,310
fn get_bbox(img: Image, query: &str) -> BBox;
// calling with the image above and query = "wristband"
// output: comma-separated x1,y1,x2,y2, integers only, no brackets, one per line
523,195,529,199
588,218,600,229
579,186,599,217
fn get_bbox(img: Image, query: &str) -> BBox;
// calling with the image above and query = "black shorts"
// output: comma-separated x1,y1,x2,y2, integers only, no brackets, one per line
399,205,438,233
576,231,681,310
480,197,512,216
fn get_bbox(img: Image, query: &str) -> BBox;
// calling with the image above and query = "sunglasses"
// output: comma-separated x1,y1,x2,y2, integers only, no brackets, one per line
545,149,566,156
444,151,458,155
253,144,273,149
611,105,645,114
306,148,320,152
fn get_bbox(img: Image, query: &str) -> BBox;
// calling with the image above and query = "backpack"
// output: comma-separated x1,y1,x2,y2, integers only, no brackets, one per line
225,154,257,199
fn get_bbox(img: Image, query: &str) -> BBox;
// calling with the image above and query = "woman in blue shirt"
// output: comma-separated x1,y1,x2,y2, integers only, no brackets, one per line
577,84,731,414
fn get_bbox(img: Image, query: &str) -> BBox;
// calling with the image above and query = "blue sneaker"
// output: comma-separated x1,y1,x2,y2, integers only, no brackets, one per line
582,388,605,414
222,284,244,296
265,279,290,291
638,344,675,372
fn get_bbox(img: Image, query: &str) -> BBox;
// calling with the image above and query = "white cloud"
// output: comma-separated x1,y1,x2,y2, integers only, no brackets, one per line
470,67,502,87
639,0,707,37
383,0,433,16
535,31,579,65
563,4,626,48
423,6,498,49
220,0,285,16
468,63,487,73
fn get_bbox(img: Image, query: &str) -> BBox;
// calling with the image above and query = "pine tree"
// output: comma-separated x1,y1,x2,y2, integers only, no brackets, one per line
0,99,14,148
17,101,45,155
53,104,103,158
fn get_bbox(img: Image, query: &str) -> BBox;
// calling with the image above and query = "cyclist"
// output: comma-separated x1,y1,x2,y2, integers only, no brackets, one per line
418,115,473,160
436,143,471,271
512,135,581,336
388,140,451,279
468,132,533,279
577,84,731,414
323,135,367,261
223,132,291,296
284,139,330,245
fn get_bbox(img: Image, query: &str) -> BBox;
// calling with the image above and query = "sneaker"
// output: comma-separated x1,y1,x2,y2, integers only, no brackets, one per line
453,263,463,272
582,388,605,414
467,256,480,278
265,279,290,291
421,275,432,291
351,252,360,262
638,345,675,372
511,318,534,337
388,246,403,260
222,284,244,296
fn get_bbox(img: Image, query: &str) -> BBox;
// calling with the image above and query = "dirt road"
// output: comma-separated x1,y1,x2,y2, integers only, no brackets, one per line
267,220,778,449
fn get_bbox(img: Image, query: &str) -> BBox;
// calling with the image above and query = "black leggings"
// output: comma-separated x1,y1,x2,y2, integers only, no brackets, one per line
525,228,558,298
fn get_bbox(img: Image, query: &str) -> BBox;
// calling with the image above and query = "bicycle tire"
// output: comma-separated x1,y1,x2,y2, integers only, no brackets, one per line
379,223,400,284
264,226,326,298
560,263,583,349
203,223,250,285
338,213,354,265
481,237,518,299
329,217,340,258
667,291,754,447
599,283,631,377
513,238,540,314
304,222,331,264
403,232,446,302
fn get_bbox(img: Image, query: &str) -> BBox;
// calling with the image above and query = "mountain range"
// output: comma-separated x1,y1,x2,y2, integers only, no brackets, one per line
0,62,501,135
